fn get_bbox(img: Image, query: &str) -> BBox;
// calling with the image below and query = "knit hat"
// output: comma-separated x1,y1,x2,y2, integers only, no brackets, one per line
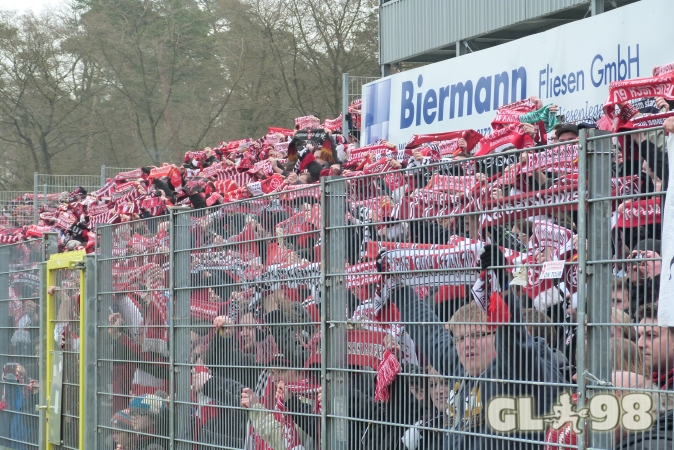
129,393,167,416
110,409,133,431
633,238,662,255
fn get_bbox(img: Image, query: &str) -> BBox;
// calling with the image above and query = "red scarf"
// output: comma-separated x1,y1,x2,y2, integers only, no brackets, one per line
614,198,661,228
475,123,535,156
520,144,578,175
278,184,321,203
322,113,343,132
404,129,483,152
652,368,674,389
345,144,391,168
246,174,285,197
617,110,674,132
114,168,145,181
268,127,295,137
374,350,401,402
273,379,321,450
294,115,320,130
247,160,275,179
491,98,538,130
373,243,483,316
603,64,674,122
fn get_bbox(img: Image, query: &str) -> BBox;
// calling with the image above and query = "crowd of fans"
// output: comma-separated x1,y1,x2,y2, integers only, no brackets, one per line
2,63,674,450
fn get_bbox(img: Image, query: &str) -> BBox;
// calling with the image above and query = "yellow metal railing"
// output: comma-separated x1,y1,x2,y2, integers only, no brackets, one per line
44,250,86,450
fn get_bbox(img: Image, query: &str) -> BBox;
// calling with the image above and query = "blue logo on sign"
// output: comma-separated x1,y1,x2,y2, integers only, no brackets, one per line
364,79,391,144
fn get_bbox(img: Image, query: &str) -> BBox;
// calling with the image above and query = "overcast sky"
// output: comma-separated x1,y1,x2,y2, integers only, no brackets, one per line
0,0,53,14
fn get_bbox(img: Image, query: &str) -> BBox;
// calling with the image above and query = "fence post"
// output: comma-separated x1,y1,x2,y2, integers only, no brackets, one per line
0,245,9,380
39,233,58,450
33,172,38,224
342,73,349,139
101,165,106,187
321,177,348,450
83,254,98,449
97,225,114,448
585,129,613,450
169,207,192,450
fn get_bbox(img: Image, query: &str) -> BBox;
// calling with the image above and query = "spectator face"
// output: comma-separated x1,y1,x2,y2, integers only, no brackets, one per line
628,250,661,282
130,412,153,432
463,216,480,240
613,147,624,166
270,368,301,385
611,288,629,312
452,324,497,375
511,224,530,247
208,288,221,302
111,431,134,449
191,368,211,392
239,313,257,353
557,131,578,142
427,367,451,413
642,159,655,179
637,318,674,375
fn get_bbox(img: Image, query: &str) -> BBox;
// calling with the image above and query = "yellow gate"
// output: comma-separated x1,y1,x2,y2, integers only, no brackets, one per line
43,250,86,450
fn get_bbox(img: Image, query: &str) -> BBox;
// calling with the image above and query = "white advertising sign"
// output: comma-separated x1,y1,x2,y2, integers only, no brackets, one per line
658,133,674,326
361,0,674,148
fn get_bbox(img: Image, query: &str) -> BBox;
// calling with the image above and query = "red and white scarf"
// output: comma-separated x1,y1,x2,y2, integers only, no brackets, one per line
405,129,483,153
475,123,535,156
603,62,674,123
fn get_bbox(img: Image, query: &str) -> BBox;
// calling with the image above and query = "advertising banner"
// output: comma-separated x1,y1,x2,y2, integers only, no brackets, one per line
362,0,674,147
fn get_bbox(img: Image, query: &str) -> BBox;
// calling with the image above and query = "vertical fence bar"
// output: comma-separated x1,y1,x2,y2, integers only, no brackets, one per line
101,166,106,187
168,209,177,448
172,208,192,450
0,245,9,376
83,254,98,449
586,129,613,450
96,225,113,449
40,234,58,450
575,131,588,450
33,172,38,224
37,235,55,449
38,254,48,450
323,177,348,450
342,73,349,139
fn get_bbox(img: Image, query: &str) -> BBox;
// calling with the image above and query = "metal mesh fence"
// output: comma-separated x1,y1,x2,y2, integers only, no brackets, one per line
0,191,36,227
97,215,171,450
102,166,140,182
175,191,325,450
0,240,44,449
2,126,674,449
34,174,102,196
49,266,82,450
343,75,379,143
324,141,582,449
32,173,103,224
584,127,673,450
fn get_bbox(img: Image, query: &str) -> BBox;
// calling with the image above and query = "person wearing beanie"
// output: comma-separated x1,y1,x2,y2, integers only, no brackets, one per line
110,409,136,450
129,391,169,450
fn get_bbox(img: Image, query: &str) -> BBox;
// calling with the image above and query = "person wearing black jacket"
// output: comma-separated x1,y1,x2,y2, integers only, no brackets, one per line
206,312,262,389
387,245,567,450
